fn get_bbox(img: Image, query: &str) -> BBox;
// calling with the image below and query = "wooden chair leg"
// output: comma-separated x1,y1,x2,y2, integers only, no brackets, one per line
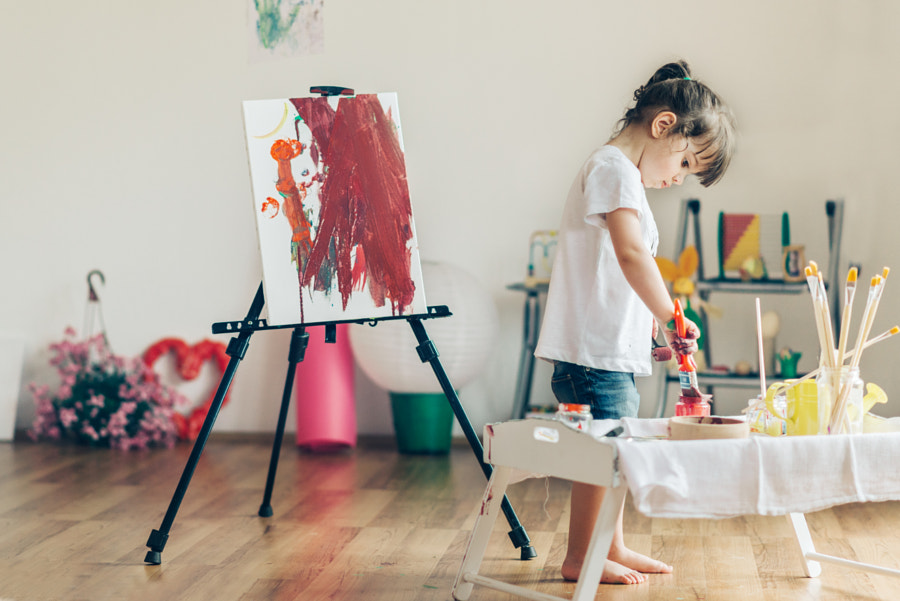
790,511,900,579
789,513,822,578
452,466,513,601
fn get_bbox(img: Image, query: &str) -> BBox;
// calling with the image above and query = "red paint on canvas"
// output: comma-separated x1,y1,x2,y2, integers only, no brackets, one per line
290,95,416,314
292,97,334,166
351,245,367,292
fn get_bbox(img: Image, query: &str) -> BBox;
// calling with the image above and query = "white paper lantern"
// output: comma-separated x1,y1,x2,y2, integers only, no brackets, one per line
349,261,499,393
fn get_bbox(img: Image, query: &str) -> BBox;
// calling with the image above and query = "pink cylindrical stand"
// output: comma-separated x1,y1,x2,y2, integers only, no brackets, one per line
295,323,357,452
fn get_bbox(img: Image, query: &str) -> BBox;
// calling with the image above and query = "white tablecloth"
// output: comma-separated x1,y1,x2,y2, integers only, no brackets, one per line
588,418,900,519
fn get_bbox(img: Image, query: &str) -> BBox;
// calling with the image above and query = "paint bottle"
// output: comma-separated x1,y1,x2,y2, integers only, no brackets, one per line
555,403,593,432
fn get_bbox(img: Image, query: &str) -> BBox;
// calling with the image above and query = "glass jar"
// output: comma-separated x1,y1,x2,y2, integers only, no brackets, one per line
749,392,787,436
555,403,593,432
675,396,710,417
816,366,864,435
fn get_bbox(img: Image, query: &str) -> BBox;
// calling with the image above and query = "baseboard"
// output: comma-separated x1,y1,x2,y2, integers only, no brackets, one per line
10,428,474,451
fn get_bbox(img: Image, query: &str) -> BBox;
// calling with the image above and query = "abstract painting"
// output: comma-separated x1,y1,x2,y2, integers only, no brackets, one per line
248,0,324,62
718,212,789,280
242,93,428,326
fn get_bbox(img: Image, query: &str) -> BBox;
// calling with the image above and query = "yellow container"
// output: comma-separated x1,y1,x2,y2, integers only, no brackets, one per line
765,378,888,436
765,379,819,436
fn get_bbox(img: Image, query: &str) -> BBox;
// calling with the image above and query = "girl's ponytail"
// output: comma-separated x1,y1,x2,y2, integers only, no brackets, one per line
629,61,692,109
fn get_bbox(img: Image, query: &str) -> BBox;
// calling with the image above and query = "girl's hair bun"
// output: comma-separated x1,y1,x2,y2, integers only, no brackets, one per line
633,61,692,103
649,61,692,85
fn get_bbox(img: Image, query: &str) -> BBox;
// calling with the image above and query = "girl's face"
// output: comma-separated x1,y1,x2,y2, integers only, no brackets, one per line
637,112,709,189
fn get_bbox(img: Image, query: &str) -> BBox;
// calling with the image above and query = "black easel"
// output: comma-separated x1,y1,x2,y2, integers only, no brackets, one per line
143,282,536,565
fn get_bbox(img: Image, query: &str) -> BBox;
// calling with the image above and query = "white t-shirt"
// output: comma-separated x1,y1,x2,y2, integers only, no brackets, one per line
535,145,659,376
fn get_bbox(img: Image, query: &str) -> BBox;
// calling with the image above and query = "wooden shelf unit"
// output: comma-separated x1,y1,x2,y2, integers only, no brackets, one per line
653,198,844,417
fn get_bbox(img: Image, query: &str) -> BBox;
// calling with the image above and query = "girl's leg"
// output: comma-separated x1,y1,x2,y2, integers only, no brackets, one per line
562,482,645,585
562,482,673,584
553,364,672,583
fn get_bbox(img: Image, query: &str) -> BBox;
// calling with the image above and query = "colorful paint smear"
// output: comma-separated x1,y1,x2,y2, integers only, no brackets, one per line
242,94,427,326
268,138,313,286
248,0,325,62
254,0,303,50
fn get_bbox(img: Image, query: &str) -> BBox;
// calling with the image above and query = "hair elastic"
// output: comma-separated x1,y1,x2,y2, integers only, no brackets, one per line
683,76,692,80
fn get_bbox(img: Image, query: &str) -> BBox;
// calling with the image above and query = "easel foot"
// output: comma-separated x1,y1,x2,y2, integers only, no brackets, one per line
508,525,537,560
144,528,168,565
258,504,274,517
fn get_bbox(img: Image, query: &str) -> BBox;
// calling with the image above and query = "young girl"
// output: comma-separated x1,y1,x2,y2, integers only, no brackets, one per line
535,60,736,585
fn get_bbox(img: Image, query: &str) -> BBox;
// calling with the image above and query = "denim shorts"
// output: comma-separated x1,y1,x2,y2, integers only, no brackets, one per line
550,361,640,420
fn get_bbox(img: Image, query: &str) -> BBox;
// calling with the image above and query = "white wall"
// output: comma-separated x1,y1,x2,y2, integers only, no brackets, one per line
4,0,900,437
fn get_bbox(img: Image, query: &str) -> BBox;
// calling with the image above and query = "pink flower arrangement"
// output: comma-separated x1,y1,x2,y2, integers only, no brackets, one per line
29,328,182,450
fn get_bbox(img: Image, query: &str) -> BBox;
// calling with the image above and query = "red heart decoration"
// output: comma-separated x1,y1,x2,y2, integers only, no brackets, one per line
142,338,230,440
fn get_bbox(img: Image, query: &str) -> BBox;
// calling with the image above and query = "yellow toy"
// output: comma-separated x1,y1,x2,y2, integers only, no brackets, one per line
655,246,699,298
655,246,719,370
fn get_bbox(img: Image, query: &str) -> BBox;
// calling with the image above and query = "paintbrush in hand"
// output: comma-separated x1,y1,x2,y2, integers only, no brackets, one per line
673,298,702,398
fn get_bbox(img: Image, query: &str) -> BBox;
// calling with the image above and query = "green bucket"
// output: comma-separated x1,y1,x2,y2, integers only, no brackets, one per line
389,392,454,454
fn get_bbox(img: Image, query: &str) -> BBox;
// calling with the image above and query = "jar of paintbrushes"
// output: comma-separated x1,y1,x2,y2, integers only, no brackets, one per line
747,262,895,436
804,262,893,435
816,366,864,434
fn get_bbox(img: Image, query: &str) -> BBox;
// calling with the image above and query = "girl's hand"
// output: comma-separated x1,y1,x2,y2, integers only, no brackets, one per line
664,316,700,356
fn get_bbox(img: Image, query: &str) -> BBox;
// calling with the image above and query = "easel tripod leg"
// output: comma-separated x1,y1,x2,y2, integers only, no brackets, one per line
144,333,252,564
407,318,537,560
144,284,264,565
259,327,309,517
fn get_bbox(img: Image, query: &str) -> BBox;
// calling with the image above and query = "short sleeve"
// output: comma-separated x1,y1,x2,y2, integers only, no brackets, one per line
580,149,644,228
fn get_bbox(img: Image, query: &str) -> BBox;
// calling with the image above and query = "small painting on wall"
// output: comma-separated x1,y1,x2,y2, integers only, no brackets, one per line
248,0,324,62
242,93,427,326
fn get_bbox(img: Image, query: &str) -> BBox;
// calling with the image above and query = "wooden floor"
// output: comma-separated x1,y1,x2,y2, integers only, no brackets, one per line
3,437,900,601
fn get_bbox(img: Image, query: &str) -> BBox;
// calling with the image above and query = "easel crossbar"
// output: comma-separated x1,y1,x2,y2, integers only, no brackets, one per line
211,305,452,334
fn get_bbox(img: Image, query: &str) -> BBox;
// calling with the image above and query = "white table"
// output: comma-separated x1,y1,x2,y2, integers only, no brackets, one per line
451,418,900,601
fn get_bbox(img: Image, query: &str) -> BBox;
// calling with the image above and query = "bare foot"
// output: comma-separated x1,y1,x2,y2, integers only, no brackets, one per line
608,547,673,574
561,558,648,585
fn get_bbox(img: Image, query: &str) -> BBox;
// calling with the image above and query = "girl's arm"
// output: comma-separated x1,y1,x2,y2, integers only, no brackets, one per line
606,207,699,354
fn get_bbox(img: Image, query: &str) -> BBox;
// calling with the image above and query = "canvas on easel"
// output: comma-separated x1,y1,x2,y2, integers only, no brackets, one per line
242,92,427,325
